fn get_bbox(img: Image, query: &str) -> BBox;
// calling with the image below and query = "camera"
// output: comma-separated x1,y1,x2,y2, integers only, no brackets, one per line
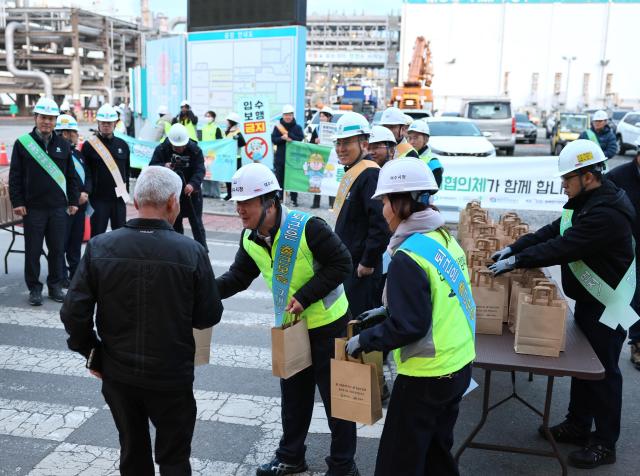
170,153,190,169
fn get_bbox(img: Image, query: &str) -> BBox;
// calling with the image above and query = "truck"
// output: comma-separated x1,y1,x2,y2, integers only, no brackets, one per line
389,36,434,112
334,84,378,121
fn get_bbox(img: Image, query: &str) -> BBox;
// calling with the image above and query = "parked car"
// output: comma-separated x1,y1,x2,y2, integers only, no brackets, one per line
440,111,461,117
460,98,515,155
514,113,537,144
616,111,640,155
424,117,496,157
610,109,631,132
550,113,589,155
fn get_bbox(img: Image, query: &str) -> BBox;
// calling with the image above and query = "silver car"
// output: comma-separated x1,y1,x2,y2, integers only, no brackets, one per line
460,98,516,155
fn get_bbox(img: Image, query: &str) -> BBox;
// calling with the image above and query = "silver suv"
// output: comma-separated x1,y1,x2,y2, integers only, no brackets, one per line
461,98,516,155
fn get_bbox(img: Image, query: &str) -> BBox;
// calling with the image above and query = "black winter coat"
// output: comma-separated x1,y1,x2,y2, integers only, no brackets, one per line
271,118,304,166
579,125,618,159
334,156,390,270
9,128,80,209
510,180,635,311
149,138,206,191
60,218,222,390
82,134,130,201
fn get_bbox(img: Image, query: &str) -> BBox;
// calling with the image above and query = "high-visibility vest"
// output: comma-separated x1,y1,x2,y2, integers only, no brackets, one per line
242,220,348,330
202,122,222,142
418,147,443,172
181,120,198,142
392,230,476,377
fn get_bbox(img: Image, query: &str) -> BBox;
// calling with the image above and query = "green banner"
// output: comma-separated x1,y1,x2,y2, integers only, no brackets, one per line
284,141,342,196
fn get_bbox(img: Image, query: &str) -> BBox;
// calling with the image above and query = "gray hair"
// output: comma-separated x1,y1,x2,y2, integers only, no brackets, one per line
134,166,182,207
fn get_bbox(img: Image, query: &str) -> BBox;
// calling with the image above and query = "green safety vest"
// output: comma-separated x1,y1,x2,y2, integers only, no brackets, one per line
181,120,198,142
156,118,172,141
560,209,639,330
202,122,222,142
419,147,443,173
242,218,349,330
392,231,476,377
585,129,599,145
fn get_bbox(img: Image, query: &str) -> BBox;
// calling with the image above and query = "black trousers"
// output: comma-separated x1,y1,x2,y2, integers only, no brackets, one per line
101,378,197,476
173,192,207,251
91,199,126,237
274,159,297,202
225,157,242,198
64,205,86,281
567,301,626,447
375,364,472,476
344,268,382,317
22,207,67,292
276,317,357,473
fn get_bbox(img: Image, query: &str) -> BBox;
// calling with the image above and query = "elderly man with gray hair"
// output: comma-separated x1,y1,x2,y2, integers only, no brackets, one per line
60,165,223,476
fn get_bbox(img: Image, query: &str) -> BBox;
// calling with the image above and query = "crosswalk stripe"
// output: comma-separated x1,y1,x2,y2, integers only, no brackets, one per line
0,398,97,442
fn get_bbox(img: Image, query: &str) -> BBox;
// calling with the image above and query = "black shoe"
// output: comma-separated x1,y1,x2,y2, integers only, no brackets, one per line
48,288,66,303
312,196,321,209
223,194,231,201
569,444,616,469
62,278,71,289
325,463,361,476
291,201,298,208
256,457,308,476
538,420,590,446
28,290,43,306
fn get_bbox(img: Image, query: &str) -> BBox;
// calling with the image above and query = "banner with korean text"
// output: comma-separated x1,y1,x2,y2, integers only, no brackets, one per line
236,96,274,169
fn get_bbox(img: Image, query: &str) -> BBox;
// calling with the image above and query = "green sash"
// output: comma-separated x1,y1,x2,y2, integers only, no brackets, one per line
18,134,67,200
585,129,599,145
560,209,639,330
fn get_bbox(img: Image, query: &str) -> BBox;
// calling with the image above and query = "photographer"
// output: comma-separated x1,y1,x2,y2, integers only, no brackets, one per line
150,123,208,251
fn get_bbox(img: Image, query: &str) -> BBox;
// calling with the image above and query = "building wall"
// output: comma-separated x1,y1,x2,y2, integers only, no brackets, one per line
401,1,640,113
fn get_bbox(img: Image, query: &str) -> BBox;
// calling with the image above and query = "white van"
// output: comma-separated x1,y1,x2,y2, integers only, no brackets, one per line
461,98,516,155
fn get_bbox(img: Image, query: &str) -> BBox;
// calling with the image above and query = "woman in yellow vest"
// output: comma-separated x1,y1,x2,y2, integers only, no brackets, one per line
215,163,360,476
346,158,476,476
202,110,223,141
173,100,198,141
222,111,246,200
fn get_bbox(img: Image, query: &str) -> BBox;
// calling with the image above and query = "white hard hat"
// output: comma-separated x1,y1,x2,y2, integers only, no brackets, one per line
180,100,190,107
226,112,241,124
230,163,282,201
407,120,430,136
33,97,59,116
380,107,406,126
320,106,333,116
114,105,123,115
157,105,169,115
334,111,371,140
556,139,606,176
55,114,79,132
60,100,71,112
372,158,439,199
404,114,414,126
96,104,118,122
369,125,397,145
118,103,126,109
167,123,190,147
282,104,295,114
592,110,608,121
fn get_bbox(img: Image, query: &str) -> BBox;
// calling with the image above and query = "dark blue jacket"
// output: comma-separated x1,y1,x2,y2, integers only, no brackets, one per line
271,118,304,166
579,125,618,159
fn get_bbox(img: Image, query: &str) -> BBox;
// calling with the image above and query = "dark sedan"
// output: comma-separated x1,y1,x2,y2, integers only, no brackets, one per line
515,113,537,144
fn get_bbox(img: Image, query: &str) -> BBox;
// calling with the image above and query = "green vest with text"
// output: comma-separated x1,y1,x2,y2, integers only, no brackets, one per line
393,231,476,377
242,220,348,329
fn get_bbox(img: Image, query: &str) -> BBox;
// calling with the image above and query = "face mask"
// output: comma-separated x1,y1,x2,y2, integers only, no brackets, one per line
205,116,214,123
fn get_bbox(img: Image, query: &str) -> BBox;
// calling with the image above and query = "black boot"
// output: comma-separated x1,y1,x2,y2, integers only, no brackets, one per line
28,289,43,306
223,182,232,201
311,195,321,209
48,287,66,303
256,457,308,476
538,419,590,446
569,444,616,469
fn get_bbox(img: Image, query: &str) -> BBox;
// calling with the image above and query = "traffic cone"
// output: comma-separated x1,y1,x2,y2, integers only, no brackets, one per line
82,215,91,242
0,143,8,166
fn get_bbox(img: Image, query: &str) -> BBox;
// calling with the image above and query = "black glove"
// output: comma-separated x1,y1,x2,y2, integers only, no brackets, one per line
491,246,513,262
488,255,517,276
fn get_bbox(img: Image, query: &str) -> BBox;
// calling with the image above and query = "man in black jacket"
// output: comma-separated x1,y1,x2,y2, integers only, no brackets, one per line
9,97,80,305
216,163,359,476
333,112,390,317
60,166,222,476
150,123,208,250
82,104,130,237
607,138,640,369
490,139,637,469
272,104,304,206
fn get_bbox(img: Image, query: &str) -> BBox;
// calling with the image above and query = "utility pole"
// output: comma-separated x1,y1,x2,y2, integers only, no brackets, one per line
562,55,576,109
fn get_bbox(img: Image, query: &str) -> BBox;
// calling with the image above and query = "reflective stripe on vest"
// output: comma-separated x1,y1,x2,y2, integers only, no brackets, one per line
242,216,349,330
560,209,639,330
396,142,417,158
392,231,476,377
17,134,67,200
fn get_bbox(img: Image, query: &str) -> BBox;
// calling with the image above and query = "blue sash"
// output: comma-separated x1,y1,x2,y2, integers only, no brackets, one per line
72,154,85,185
272,211,312,327
428,157,443,171
398,233,476,335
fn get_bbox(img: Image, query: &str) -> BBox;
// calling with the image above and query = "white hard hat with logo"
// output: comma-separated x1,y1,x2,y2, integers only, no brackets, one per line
282,104,295,114
592,110,608,121
55,114,79,132
334,112,371,140
157,105,169,115
556,139,606,176
230,163,282,201
320,106,334,116
380,107,407,126
33,97,60,116
408,120,430,136
60,100,71,112
226,112,241,124
369,125,397,145
372,157,439,199
96,104,118,122
167,123,190,147
180,100,190,107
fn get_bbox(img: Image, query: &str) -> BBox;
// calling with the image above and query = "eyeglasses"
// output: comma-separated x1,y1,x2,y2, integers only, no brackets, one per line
561,172,581,181
368,143,389,151
334,137,361,148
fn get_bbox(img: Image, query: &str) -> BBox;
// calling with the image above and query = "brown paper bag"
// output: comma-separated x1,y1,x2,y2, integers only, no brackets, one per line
507,270,546,332
515,286,568,357
0,170,19,226
272,318,312,379
193,327,213,366
330,323,382,425
471,269,505,335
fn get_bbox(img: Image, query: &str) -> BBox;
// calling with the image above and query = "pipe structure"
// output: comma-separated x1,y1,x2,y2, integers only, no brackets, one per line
96,85,114,105
168,16,187,31
5,21,53,98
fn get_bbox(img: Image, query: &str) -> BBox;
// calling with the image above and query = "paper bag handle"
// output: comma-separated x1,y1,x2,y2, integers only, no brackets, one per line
531,286,553,305
476,268,495,289
475,238,491,250
345,320,365,364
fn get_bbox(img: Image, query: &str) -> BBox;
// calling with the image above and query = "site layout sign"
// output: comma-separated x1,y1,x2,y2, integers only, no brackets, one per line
236,96,273,168
187,26,306,126
145,35,186,120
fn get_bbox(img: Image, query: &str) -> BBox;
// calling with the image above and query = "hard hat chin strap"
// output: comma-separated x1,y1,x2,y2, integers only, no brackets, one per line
255,195,278,232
